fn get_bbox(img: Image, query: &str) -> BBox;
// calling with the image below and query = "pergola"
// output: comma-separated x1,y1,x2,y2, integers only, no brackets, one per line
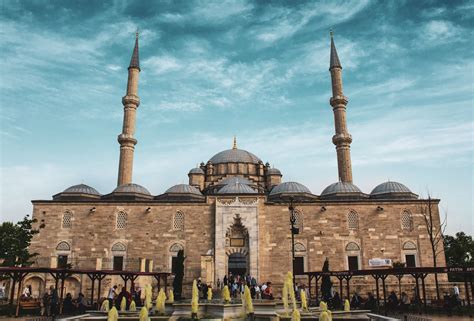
0,266,172,317
304,266,473,315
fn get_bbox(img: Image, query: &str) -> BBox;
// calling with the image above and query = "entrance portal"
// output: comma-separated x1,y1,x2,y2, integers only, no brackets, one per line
228,252,247,276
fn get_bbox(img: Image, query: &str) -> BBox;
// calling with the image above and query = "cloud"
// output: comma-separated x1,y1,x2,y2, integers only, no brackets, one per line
420,20,462,44
252,0,370,44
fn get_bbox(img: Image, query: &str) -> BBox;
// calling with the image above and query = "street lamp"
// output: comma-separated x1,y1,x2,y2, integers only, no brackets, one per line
288,197,299,290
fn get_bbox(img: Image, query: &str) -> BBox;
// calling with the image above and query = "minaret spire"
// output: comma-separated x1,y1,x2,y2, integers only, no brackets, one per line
129,30,140,71
328,31,353,183
117,33,141,186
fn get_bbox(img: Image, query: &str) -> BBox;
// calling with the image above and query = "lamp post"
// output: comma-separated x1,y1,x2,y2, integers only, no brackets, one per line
288,196,299,290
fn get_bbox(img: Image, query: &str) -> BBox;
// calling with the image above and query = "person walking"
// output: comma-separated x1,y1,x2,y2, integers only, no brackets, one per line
108,285,117,307
50,285,59,317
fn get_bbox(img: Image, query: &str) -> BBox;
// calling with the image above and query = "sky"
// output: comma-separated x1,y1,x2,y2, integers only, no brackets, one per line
0,0,472,235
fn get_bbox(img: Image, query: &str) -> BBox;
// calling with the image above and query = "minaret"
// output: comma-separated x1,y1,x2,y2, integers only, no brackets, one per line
117,32,141,186
329,31,353,183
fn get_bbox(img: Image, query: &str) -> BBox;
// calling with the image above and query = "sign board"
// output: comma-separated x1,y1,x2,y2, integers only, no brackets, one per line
368,258,392,267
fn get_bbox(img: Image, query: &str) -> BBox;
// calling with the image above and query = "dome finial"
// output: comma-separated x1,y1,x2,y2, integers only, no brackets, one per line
233,136,237,149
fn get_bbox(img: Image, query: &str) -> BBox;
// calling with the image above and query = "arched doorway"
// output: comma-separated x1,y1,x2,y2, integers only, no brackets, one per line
228,252,248,277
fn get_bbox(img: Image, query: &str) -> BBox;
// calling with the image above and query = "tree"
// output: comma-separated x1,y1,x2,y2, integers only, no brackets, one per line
0,215,39,267
419,195,447,300
444,232,474,281
321,258,333,301
172,249,186,300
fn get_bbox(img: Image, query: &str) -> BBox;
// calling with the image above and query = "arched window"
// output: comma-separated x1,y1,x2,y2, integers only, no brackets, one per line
62,211,72,229
56,241,71,268
173,211,184,231
345,242,361,271
111,242,126,252
291,209,303,231
294,242,306,274
116,211,127,229
402,241,418,267
56,241,71,251
401,210,413,231
170,243,184,274
111,242,126,271
170,243,184,253
347,210,359,230
403,241,417,250
345,242,360,251
294,242,306,252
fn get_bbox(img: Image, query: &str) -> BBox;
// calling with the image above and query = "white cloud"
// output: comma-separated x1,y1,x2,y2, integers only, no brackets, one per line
253,0,370,44
143,55,182,74
421,20,461,44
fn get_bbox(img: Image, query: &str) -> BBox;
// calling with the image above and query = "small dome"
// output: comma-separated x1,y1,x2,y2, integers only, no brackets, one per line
267,168,282,175
209,148,261,164
165,184,202,195
321,182,362,195
188,167,205,175
62,184,101,196
218,182,257,194
320,182,366,199
112,183,151,195
218,176,253,186
370,181,418,199
269,181,311,196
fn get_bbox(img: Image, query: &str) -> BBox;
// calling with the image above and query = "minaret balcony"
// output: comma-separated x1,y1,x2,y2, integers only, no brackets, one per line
330,95,348,107
332,133,352,145
118,134,137,146
122,95,140,106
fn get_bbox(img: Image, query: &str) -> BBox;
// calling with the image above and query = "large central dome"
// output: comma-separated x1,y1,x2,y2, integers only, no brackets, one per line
209,148,262,164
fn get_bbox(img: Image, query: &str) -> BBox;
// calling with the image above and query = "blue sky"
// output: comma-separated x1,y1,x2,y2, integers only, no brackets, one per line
0,0,472,235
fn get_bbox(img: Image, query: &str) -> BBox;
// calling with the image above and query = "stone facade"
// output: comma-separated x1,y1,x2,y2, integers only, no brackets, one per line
25,33,448,300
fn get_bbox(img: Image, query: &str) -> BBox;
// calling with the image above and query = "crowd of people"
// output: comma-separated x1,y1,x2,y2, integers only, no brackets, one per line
11,278,465,316
212,273,275,300
106,284,142,309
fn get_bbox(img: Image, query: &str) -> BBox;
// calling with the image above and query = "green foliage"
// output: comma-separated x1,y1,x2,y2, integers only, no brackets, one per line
0,215,39,266
444,232,473,267
172,250,185,300
444,232,473,281
392,261,406,268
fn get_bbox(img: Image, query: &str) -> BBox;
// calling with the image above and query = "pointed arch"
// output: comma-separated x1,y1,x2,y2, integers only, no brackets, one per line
403,241,417,250
170,243,184,253
345,242,360,251
294,242,306,252
111,242,126,252
56,241,71,251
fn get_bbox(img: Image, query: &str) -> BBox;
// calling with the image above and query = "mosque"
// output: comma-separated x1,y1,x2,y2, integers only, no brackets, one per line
27,33,445,297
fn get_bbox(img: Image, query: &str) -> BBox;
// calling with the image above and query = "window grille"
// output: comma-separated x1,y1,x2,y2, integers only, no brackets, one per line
292,210,303,230
56,241,71,251
401,210,413,231
111,242,126,252
345,242,360,251
294,242,306,252
173,211,184,231
62,211,72,228
403,241,417,250
170,243,184,252
347,210,359,229
116,211,127,229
